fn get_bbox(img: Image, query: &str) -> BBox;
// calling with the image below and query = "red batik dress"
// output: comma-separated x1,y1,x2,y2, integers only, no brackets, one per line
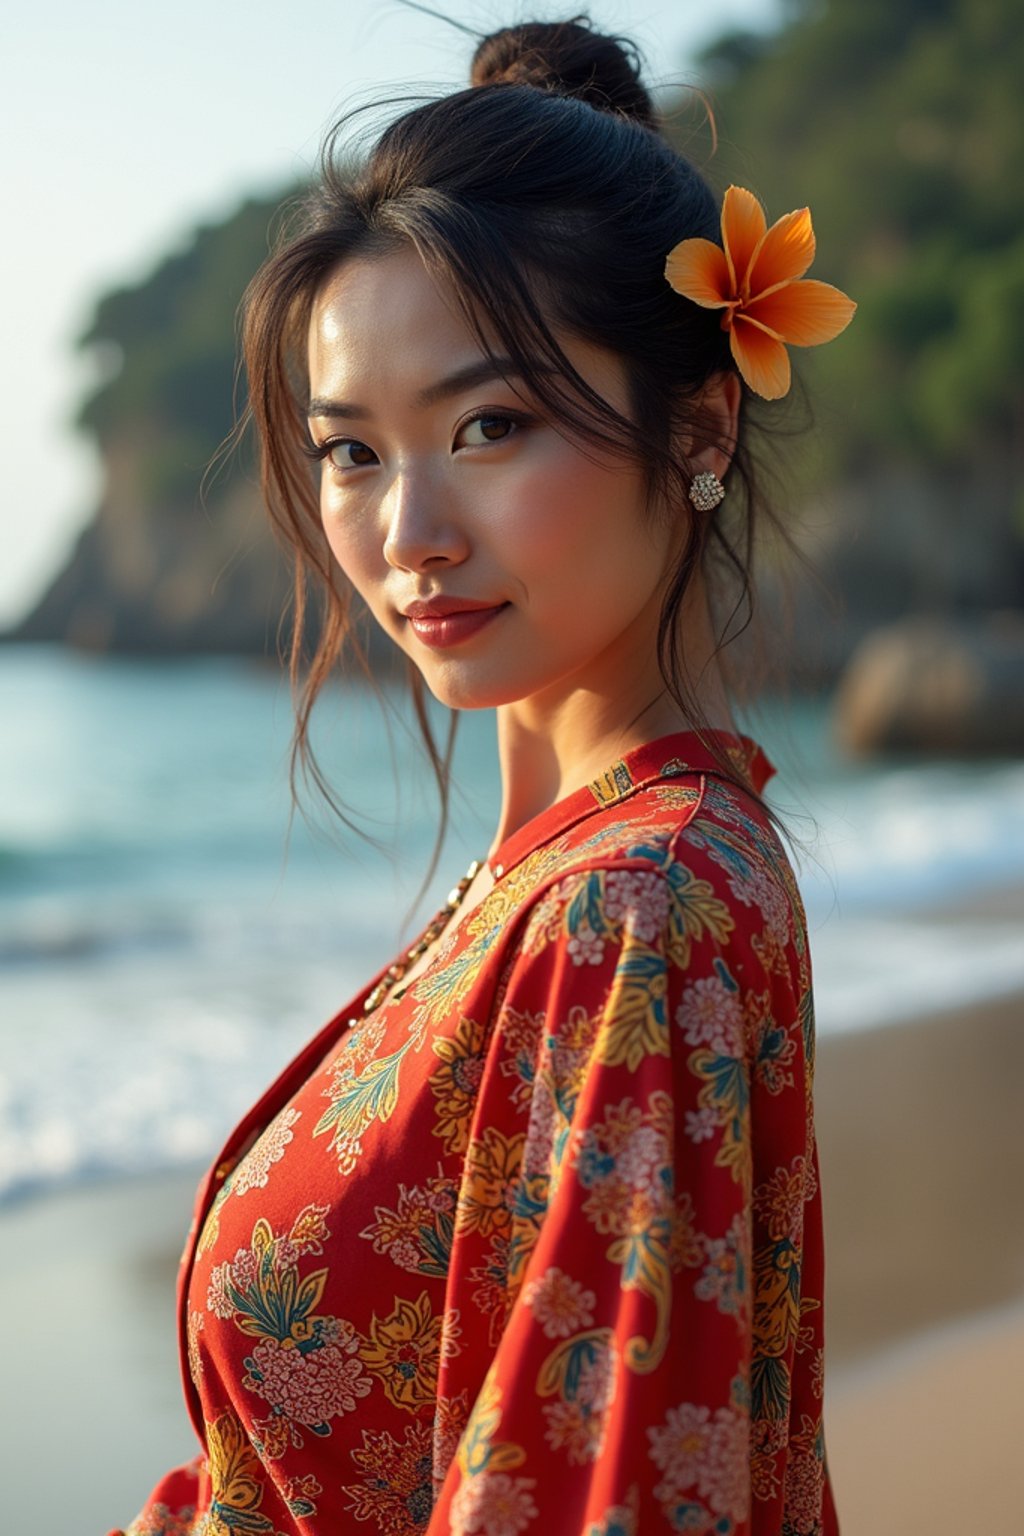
112,731,839,1536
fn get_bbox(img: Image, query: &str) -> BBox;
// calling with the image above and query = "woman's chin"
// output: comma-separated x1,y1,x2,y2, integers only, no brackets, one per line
412,669,523,713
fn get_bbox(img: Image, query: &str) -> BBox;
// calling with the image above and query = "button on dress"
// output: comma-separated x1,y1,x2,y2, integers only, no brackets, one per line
112,732,838,1536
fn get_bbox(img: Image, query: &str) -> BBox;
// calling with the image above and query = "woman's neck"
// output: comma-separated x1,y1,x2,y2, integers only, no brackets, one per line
489,580,737,853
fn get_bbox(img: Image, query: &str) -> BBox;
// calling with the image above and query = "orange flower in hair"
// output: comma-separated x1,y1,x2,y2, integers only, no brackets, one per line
664,185,856,400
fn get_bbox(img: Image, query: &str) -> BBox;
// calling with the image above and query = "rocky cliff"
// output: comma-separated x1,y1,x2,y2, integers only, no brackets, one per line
9,193,295,656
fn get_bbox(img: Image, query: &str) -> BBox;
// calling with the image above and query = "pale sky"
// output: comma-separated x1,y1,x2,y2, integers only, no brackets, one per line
2,0,778,625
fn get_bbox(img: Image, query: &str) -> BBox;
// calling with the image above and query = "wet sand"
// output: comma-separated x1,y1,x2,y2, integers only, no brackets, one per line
816,986,1024,1364
2,987,1022,1535
0,1169,202,1534
826,1298,1024,1532
813,985,1024,1532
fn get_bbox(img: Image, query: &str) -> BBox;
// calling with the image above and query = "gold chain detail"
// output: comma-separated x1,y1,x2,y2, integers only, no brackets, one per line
362,858,484,1014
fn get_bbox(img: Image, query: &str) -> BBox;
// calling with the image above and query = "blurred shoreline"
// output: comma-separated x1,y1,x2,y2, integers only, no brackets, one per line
3,983,1022,1535
6,648,1024,1209
816,983,1024,1364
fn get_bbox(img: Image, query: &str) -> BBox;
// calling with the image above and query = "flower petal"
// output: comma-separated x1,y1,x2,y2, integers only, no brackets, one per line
730,317,792,400
665,238,732,308
720,186,767,294
747,207,816,298
744,279,857,346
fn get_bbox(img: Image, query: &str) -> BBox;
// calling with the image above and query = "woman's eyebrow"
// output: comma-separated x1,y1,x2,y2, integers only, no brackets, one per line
414,357,523,408
307,357,532,420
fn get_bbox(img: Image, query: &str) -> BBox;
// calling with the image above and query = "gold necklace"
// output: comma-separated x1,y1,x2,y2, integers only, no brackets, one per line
362,857,484,1014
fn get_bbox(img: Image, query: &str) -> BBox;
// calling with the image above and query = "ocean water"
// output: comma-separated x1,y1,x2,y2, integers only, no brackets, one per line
2,645,1023,1204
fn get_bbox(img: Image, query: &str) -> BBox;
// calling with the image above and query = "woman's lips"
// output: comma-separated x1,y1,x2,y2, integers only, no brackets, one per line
405,604,509,649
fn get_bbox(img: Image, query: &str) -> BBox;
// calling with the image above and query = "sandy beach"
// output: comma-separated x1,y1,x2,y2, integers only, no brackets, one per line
3,987,1022,1535
813,985,1024,1532
826,1298,1024,1532
0,1170,202,1533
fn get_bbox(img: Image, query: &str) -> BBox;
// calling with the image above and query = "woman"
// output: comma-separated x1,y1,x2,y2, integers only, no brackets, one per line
114,19,852,1536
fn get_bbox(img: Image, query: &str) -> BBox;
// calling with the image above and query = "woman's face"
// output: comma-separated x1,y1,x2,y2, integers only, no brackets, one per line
306,247,682,717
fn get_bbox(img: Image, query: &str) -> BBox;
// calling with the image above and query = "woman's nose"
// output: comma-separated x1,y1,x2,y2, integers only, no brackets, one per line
381,471,470,573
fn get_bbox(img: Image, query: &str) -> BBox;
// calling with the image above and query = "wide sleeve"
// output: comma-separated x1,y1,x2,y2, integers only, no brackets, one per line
106,1455,204,1536
427,852,834,1536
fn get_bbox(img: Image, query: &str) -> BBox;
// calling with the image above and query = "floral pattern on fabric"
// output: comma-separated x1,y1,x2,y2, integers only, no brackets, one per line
123,1503,198,1536
113,733,837,1536
196,1107,301,1258
341,1418,435,1529
360,1167,459,1277
648,1388,751,1532
205,1204,372,1458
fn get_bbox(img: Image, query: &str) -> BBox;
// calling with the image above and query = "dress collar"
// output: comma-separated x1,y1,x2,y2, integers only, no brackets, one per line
487,730,773,881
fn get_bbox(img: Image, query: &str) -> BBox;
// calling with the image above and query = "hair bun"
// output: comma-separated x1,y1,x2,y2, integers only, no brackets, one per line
470,18,655,129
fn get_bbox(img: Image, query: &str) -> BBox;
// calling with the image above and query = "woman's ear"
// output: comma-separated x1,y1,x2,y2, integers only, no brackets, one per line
685,370,743,484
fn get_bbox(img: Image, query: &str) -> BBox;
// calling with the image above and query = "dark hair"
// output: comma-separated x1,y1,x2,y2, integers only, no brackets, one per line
242,17,783,842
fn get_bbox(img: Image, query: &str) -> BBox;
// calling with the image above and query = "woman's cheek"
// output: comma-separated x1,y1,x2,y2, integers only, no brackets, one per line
484,470,569,561
321,496,369,580
321,515,351,578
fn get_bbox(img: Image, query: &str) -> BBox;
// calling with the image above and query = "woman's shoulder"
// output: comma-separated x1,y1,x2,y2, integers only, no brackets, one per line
492,765,806,973
543,767,794,898
485,768,812,1069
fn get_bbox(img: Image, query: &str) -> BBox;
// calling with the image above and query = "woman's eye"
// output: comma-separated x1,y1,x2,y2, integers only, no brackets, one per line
327,439,378,470
456,414,517,448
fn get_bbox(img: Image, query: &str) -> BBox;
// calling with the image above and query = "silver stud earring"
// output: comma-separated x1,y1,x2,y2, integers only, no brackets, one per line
688,470,726,512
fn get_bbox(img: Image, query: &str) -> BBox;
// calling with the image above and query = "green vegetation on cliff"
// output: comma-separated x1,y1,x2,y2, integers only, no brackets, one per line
78,196,286,506
680,0,1024,472
660,0,1024,647
15,193,296,652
